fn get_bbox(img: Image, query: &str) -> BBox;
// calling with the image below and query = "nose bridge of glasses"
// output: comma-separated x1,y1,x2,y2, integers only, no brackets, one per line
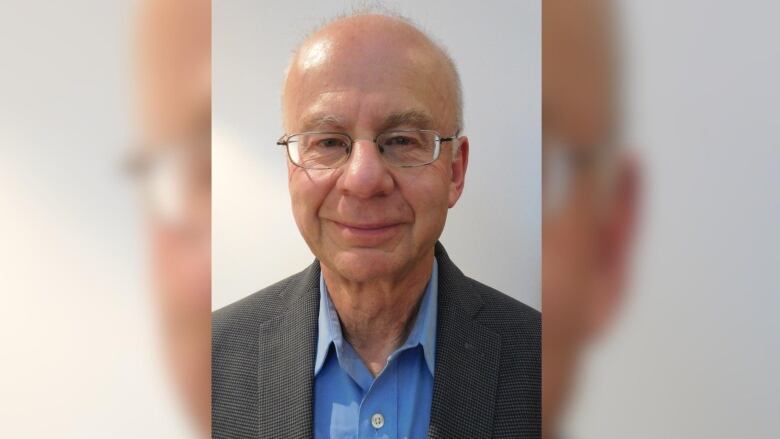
348,136,387,163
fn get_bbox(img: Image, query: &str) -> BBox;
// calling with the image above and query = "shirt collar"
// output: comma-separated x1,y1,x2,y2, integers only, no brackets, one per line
314,258,439,377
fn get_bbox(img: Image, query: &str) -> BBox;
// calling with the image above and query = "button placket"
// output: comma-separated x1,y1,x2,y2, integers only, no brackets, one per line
358,357,399,438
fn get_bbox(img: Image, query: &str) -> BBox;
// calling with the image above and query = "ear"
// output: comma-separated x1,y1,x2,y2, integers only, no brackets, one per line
448,136,469,208
586,154,641,338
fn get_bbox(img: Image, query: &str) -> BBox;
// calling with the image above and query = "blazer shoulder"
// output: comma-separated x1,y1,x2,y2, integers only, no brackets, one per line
467,276,540,338
212,270,304,341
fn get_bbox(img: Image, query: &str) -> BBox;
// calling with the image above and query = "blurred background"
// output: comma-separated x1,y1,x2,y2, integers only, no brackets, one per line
212,0,541,310
0,0,205,437
546,0,780,437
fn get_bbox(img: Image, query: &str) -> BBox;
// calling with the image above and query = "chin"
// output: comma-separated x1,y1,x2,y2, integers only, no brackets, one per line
328,247,402,282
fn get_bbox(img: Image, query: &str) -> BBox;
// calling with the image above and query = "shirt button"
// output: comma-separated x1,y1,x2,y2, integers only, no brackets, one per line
371,413,385,429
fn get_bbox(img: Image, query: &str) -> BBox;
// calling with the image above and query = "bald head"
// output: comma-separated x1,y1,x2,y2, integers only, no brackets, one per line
283,13,463,135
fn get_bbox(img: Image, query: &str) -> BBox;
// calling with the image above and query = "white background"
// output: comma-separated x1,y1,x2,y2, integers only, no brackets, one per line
564,1,780,437
213,0,541,310
0,1,193,437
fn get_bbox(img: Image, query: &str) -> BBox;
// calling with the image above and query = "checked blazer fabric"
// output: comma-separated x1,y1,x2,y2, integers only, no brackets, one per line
212,242,541,438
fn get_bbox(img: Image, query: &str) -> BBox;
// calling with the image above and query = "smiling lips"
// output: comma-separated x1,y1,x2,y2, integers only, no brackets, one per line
331,219,403,243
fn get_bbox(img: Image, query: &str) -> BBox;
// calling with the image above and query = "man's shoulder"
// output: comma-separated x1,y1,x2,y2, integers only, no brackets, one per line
212,266,314,340
463,280,540,439
435,241,539,335
211,266,320,439
466,276,541,340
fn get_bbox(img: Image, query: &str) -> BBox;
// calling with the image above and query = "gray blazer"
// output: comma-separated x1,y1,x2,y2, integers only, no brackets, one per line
212,242,540,438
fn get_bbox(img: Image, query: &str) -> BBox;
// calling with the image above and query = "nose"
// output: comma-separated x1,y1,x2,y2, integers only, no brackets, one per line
338,139,394,198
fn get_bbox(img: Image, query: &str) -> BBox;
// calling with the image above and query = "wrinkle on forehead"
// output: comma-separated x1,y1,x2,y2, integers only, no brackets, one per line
283,14,460,133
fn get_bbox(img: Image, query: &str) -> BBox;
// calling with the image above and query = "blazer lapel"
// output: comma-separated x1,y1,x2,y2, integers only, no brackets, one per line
253,246,501,438
257,262,321,439
428,243,502,438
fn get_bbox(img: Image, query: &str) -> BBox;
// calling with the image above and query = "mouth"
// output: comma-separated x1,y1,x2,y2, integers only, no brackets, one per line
330,220,403,242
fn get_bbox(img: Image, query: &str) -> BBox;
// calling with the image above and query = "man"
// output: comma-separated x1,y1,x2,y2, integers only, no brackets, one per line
213,12,540,439
132,0,212,435
542,0,639,436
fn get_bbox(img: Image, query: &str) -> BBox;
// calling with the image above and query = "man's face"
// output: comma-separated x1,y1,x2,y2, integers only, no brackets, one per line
283,18,467,282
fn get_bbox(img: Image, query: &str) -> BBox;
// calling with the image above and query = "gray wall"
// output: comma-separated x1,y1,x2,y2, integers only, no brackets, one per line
213,0,541,310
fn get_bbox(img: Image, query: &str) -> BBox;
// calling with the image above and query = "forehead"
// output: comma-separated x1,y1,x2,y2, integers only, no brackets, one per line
283,19,455,131
298,107,437,134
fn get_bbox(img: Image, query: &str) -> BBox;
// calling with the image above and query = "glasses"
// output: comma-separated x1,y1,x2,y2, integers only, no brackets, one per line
276,129,456,170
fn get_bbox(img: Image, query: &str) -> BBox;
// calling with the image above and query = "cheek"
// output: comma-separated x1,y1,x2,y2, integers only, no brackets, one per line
397,168,451,229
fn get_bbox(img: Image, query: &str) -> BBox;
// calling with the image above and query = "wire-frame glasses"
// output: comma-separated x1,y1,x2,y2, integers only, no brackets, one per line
276,129,456,170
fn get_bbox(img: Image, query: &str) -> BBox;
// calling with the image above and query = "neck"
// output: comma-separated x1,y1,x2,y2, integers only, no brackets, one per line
322,250,435,376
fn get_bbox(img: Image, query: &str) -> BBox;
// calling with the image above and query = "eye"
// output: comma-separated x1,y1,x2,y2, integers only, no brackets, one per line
383,135,419,146
316,137,348,148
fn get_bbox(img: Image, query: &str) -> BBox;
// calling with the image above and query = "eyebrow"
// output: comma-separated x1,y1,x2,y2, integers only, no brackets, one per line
299,113,348,132
378,110,435,132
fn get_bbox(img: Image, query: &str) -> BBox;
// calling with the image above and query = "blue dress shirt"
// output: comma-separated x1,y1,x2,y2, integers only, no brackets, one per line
313,259,438,439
